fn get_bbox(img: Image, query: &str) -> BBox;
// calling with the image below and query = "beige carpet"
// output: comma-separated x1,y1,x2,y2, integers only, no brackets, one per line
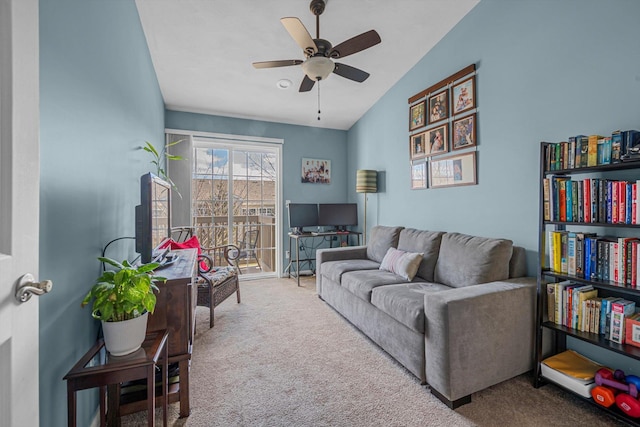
122,277,620,426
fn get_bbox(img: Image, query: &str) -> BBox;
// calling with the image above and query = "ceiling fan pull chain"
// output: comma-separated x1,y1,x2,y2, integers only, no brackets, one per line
317,83,321,120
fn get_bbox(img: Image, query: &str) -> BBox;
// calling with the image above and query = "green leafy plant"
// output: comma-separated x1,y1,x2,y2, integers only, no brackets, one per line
143,140,184,198
81,257,166,322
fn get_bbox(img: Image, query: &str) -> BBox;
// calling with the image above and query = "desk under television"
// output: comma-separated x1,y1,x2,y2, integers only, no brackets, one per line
286,230,361,286
285,202,362,285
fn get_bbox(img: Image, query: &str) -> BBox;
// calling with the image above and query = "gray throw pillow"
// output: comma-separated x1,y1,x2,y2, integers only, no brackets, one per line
366,226,403,263
434,232,513,288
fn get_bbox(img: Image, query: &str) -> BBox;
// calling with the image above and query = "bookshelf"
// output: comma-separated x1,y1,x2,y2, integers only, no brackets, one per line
535,141,640,426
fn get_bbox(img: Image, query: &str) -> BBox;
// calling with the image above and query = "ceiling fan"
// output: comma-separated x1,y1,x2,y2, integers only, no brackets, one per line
252,0,382,93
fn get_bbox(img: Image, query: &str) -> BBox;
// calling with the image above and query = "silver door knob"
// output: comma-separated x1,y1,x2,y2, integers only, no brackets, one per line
15,273,53,303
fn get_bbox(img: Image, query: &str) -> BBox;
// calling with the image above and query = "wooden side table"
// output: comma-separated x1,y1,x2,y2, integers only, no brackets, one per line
64,329,169,427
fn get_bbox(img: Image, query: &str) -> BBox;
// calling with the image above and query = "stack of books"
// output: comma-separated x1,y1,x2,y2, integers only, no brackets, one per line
544,130,640,171
547,282,636,343
544,231,640,286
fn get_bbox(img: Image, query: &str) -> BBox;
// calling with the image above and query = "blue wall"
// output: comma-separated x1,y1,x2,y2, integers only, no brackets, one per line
39,0,164,425
165,110,349,269
348,0,640,273
347,0,640,367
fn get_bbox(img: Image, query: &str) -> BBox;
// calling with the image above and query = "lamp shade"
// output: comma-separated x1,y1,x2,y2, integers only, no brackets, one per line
356,170,377,193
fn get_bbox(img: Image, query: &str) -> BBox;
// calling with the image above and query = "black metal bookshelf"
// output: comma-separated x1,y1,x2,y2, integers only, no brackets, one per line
535,141,640,427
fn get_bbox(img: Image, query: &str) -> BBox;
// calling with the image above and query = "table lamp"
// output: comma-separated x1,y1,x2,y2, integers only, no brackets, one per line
356,169,377,245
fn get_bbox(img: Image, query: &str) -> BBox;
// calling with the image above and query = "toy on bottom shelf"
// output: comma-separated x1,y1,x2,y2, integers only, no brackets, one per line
591,368,640,418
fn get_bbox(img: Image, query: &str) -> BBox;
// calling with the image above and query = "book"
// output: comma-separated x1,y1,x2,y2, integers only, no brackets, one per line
566,179,573,222
560,232,569,274
543,178,551,221
577,135,589,168
612,130,624,163
547,283,556,324
567,233,577,276
584,236,599,280
575,232,596,278
569,136,578,169
610,300,636,343
555,281,572,326
574,286,596,330
588,135,604,167
584,178,591,223
602,297,622,337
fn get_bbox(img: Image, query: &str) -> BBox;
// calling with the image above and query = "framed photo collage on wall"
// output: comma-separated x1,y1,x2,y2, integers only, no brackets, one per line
408,64,478,190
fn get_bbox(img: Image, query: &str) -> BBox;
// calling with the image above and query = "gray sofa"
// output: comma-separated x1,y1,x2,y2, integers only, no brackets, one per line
315,225,536,408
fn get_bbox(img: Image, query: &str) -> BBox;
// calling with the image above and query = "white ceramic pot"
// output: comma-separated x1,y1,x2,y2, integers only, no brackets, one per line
101,312,149,356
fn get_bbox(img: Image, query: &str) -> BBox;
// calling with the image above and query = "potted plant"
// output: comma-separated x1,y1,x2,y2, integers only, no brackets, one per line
81,257,166,356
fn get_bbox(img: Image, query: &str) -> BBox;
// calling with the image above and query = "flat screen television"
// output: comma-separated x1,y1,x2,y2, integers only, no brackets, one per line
318,203,358,231
287,203,318,234
135,173,171,263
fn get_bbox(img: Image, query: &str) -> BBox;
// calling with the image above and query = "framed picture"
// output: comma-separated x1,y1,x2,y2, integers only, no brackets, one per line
428,90,448,124
452,75,476,115
429,151,477,188
426,124,448,157
452,113,477,150
301,158,331,184
410,131,428,160
409,100,426,131
411,161,427,189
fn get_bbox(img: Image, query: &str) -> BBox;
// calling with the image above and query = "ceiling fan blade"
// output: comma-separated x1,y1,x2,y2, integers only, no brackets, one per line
281,17,318,56
299,75,316,92
333,63,370,83
252,60,303,69
329,30,381,59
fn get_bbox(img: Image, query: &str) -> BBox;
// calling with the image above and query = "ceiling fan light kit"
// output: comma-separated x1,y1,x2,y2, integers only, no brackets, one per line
252,0,381,93
301,56,334,81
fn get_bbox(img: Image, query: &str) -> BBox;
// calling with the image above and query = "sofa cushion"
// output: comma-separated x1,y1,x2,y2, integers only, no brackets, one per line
371,282,452,333
434,232,513,288
367,226,403,263
379,248,424,281
341,269,407,302
321,259,381,283
397,228,445,282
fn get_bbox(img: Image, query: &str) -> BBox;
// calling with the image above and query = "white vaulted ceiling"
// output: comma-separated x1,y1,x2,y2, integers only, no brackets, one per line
135,0,479,130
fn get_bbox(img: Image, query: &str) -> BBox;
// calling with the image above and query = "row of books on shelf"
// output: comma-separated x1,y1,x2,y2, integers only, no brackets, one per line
543,176,640,224
545,231,640,286
544,130,640,171
546,281,639,345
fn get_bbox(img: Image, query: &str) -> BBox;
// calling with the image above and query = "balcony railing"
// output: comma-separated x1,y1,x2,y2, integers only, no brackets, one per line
193,215,275,273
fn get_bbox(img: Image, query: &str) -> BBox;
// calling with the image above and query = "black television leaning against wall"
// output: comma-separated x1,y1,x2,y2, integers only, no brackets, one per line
287,203,318,234
135,172,171,263
318,203,358,231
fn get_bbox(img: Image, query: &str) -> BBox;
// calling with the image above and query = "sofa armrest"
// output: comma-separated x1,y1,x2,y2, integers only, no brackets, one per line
423,277,536,402
316,245,368,262
315,246,368,295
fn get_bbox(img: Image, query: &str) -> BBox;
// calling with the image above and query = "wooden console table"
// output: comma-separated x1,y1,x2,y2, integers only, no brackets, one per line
126,247,198,418
64,330,169,427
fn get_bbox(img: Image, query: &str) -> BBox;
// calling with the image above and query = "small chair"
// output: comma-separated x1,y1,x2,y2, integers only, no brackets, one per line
169,227,241,329
235,228,261,271
197,245,240,329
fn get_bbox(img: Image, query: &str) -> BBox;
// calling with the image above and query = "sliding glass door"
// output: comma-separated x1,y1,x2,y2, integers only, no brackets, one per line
192,139,279,277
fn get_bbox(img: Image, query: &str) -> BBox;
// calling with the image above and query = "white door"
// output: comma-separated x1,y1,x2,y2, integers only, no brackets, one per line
0,0,42,426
